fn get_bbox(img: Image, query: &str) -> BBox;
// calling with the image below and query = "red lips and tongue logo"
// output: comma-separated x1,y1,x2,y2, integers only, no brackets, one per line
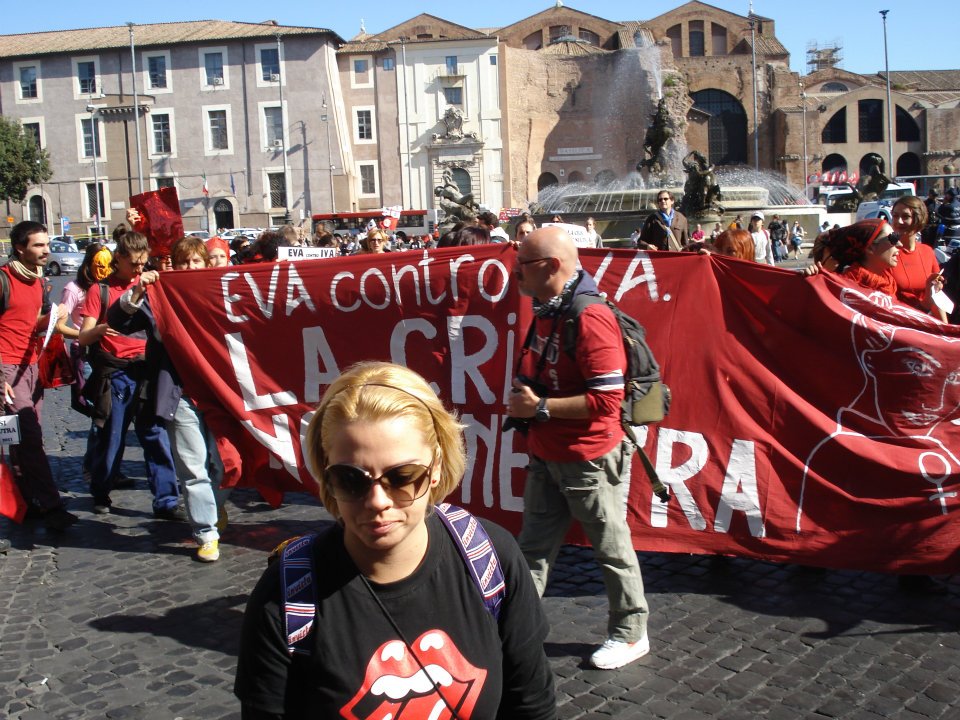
341,629,486,719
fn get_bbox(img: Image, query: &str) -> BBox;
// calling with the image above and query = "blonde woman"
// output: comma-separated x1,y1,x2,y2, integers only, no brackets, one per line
236,362,556,719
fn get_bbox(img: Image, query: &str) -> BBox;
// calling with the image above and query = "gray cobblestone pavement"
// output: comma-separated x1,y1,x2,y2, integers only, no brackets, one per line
2,381,958,719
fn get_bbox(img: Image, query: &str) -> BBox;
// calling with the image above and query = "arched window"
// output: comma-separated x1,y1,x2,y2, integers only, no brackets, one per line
711,23,727,55
594,170,616,186
578,29,599,46
213,198,234,230
28,195,46,224
821,82,849,93
896,106,920,142
537,172,559,190
522,31,542,51
896,152,921,177
821,154,847,174
666,24,682,58
690,89,748,165
689,21,705,57
821,107,847,143
567,171,585,183
451,168,472,197
858,99,884,143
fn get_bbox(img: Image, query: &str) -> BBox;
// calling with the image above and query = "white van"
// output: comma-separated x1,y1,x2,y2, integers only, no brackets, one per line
854,182,916,222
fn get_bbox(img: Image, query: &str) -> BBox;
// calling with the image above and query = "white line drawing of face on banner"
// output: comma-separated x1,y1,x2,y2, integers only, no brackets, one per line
795,287,960,534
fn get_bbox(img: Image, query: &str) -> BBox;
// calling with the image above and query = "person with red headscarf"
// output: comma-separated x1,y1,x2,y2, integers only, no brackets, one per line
206,237,230,268
807,220,902,296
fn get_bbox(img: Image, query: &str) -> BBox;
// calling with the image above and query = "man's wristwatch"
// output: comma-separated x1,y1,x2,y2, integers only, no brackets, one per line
534,396,550,422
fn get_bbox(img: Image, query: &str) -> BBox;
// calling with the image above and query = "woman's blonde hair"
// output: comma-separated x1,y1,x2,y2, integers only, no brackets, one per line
361,228,389,252
305,362,466,517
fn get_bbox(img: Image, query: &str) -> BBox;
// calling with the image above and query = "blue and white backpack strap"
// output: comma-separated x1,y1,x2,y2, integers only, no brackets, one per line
279,533,318,655
435,503,506,620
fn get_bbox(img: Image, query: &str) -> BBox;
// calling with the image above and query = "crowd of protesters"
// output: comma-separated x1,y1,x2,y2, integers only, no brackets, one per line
0,194,955,710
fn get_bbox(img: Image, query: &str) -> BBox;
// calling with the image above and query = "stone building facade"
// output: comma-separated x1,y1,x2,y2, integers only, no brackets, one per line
2,3,959,235
0,20,344,235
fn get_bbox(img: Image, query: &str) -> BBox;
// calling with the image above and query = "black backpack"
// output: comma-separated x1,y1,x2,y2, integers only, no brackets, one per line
562,294,672,502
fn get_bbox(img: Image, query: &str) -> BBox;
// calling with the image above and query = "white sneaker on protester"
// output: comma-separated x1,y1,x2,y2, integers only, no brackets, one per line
589,634,650,669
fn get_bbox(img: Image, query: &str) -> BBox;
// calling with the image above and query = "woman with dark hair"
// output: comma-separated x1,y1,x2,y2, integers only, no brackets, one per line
437,224,491,248
813,219,902,295
888,196,946,321
57,243,111,463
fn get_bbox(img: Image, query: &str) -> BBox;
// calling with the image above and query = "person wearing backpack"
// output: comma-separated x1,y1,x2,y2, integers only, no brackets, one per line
506,225,651,670
0,221,77,532
235,362,556,719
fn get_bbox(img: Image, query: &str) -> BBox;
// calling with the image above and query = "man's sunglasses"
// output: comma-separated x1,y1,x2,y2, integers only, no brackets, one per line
325,458,435,505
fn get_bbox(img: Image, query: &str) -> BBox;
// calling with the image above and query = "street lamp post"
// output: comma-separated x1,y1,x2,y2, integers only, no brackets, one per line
399,37,414,208
880,10,894,178
275,32,291,224
800,80,809,200
127,22,144,193
321,93,335,211
749,12,760,172
86,104,101,234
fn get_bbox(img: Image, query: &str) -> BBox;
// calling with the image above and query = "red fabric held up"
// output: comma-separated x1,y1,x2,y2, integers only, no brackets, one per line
129,187,184,257
148,246,960,574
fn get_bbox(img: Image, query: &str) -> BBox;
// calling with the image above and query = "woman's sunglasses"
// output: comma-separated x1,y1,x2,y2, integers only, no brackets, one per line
325,457,435,505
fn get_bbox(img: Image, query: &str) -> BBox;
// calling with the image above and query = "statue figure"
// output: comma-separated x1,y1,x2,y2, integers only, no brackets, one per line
434,167,479,226
636,98,673,176
859,153,891,201
443,107,464,140
680,150,723,217
432,107,479,143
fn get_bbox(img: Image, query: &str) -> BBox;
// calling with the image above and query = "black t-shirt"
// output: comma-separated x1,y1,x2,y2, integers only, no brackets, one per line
235,514,556,720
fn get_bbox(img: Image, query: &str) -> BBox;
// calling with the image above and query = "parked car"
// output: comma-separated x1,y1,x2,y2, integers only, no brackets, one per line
187,230,211,240
46,241,84,276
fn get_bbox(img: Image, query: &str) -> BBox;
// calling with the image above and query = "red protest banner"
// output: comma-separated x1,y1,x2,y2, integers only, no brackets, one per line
149,246,960,574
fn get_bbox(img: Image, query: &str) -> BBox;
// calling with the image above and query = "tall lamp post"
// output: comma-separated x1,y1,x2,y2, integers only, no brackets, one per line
127,22,144,193
880,10,894,178
86,104,102,234
399,36,414,208
800,80,809,200
321,93,335,211
748,10,760,171
275,32,291,223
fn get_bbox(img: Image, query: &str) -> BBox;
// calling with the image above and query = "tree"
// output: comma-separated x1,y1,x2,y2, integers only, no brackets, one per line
0,116,52,205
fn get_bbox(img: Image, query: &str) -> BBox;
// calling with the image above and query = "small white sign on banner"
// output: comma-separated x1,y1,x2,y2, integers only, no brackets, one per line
543,222,595,249
278,247,340,261
0,414,20,446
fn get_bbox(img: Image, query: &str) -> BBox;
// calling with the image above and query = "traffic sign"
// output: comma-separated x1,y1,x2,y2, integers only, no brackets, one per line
62,217,71,232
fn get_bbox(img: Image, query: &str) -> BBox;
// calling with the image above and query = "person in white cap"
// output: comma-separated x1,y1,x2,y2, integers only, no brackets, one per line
748,211,774,265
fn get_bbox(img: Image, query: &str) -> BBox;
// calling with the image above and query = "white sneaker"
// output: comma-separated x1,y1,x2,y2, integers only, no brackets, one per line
589,635,650,669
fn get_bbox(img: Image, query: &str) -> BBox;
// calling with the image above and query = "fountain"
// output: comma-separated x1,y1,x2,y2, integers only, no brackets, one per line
527,32,825,243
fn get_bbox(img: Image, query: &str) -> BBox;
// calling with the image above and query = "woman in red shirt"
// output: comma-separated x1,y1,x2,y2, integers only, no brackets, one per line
888,196,946,321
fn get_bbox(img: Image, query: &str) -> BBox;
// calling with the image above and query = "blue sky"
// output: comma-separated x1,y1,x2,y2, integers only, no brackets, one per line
5,1,944,76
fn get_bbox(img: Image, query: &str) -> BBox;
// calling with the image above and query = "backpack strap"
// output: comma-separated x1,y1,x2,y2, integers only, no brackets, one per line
278,506,507,656
435,503,506,621
279,533,319,656
0,268,8,316
561,293,671,504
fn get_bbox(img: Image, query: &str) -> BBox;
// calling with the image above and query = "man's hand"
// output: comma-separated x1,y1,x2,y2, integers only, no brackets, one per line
3,381,14,406
126,208,143,227
507,379,539,419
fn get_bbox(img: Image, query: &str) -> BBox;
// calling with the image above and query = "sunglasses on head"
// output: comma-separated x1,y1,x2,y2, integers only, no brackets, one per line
325,457,435,505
